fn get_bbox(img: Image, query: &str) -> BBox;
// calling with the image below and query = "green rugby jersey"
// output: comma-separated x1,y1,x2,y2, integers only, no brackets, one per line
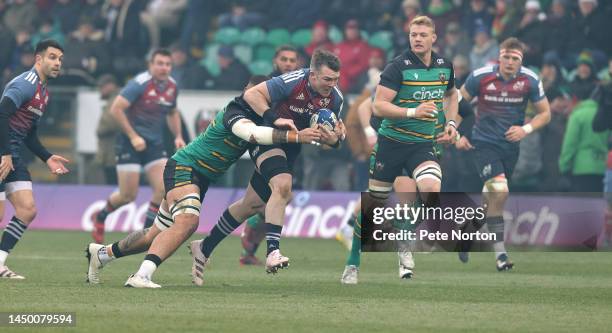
172,105,250,181
378,49,454,143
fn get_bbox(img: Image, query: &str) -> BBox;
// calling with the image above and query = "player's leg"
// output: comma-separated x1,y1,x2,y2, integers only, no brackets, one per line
0,186,5,225
336,197,358,250
190,182,267,285
86,200,169,284
254,148,293,273
92,166,141,243
0,181,35,279
239,213,266,265
143,158,167,228
126,184,201,288
394,176,417,279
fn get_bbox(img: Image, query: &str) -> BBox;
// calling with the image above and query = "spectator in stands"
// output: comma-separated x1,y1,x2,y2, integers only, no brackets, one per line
515,0,547,67
51,0,82,34
218,1,262,31
31,16,65,48
539,54,573,191
82,0,105,29
170,44,212,90
392,0,420,54
140,0,187,48
462,0,494,40
3,0,39,35
179,0,214,51
440,22,470,61
566,0,608,68
305,20,334,57
570,52,599,101
599,57,612,83
95,74,120,185
62,16,111,85
559,85,609,192
1,43,34,91
453,54,470,87
491,0,521,40
333,19,371,93
214,45,250,91
270,45,298,77
0,22,16,74
427,0,460,41
543,0,570,62
469,24,498,70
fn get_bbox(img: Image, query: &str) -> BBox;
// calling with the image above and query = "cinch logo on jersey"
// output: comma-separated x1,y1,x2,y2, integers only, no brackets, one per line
412,87,445,101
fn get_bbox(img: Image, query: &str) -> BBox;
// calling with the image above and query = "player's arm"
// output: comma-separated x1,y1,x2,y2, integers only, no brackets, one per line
442,87,459,141
459,85,474,103
109,95,147,151
357,97,376,138
0,97,18,180
506,98,551,142
373,84,437,119
243,78,297,131
23,123,69,175
166,108,185,149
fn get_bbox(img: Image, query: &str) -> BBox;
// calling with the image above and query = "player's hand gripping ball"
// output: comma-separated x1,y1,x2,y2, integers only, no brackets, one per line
310,108,337,131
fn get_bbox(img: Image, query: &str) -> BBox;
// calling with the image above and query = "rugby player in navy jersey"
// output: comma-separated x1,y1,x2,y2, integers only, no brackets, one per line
0,40,70,279
91,49,185,244
457,38,550,270
188,49,346,282
239,44,300,266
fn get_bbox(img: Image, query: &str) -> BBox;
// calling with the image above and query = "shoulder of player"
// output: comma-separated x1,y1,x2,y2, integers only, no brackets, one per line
168,75,178,86
277,68,307,83
471,65,496,79
431,52,452,69
132,71,153,86
519,66,540,82
5,70,39,95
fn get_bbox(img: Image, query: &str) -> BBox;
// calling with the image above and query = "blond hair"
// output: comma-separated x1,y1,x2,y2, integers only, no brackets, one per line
409,16,436,33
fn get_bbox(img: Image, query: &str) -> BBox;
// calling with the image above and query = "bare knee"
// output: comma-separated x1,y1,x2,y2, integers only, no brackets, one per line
270,175,292,201
15,202,37,223
118,190,138,204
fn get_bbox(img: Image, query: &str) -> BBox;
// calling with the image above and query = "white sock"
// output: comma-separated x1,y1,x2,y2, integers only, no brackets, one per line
0,250,8,266
493,242,506,259
97,246,114,265
136,260,157,279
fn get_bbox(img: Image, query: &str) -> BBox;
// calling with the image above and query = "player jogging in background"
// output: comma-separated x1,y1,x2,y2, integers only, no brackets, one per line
239,44,299,266
0,39,70,279
91,49,185,244
187,49,345,285
457,37,550,270
86,76,320,287
341,16,458,284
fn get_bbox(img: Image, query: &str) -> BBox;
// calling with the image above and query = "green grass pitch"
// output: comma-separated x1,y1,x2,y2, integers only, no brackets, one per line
1,230,611,332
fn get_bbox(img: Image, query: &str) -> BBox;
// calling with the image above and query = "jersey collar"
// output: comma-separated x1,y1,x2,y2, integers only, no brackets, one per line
405,49,440,69
495,64,520,81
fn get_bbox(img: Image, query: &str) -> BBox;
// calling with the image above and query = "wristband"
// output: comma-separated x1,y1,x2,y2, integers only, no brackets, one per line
364,126,376,137
262,108,278,125
522,123,533,134
406,108,417,118
286,131,299,143
447,120,457,129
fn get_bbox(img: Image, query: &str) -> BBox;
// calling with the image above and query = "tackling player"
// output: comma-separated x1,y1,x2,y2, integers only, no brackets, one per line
91,49,185,244
457,37,551,270
0,40,70,279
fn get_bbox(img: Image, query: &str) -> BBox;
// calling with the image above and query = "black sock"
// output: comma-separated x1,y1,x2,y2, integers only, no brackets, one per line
0,217,28,253
265,223,283,255
111,242,125,258
144,254,162,267
201,209,242,258
97,201,116,222
143,202,160,228
347,213,357,227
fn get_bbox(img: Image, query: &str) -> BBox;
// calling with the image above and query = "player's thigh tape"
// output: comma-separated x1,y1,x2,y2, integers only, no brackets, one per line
0,191,5,201
483,176,508,193
369,184,392,200
259,155,289,181
169,193,201,219
116,163,141,173
413,164,442,183
144,158,168,172
154,205,173,231
5,181,32,194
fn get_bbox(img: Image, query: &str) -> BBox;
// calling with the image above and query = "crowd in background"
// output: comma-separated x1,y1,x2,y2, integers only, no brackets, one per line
0,0,611,192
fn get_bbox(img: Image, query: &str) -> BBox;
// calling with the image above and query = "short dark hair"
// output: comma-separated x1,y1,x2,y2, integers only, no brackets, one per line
249,75,269,86
274,45,298,58
499,37,526,54
150,48,172,61
310,48,340,72
35,39,64,55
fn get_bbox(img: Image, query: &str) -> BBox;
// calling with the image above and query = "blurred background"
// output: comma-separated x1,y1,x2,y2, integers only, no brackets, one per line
1,0,611,193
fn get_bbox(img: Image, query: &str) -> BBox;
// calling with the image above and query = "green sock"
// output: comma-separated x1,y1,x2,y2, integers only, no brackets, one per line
246,213,264,228
346,214,361,267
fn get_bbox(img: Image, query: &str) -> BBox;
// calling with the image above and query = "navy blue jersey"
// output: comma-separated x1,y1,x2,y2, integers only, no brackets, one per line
1,68,50,157
120,71,179,145
464,65,545,149
266,68,343,130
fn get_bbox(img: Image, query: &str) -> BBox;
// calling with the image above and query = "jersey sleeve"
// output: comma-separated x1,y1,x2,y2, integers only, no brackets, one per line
266,69,305,104
119,78,146,104
3,77,37,108
463,71,480,98
378,61,403,92
528,75,546,103
446,64,456,91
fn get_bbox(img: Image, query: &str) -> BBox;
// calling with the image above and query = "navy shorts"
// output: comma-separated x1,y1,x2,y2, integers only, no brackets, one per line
115,134,168,169
369,135,437,183
473,141,519,182
248,143,300,201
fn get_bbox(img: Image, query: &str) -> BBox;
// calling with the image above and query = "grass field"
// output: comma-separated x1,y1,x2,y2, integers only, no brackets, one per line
1,230,611,332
